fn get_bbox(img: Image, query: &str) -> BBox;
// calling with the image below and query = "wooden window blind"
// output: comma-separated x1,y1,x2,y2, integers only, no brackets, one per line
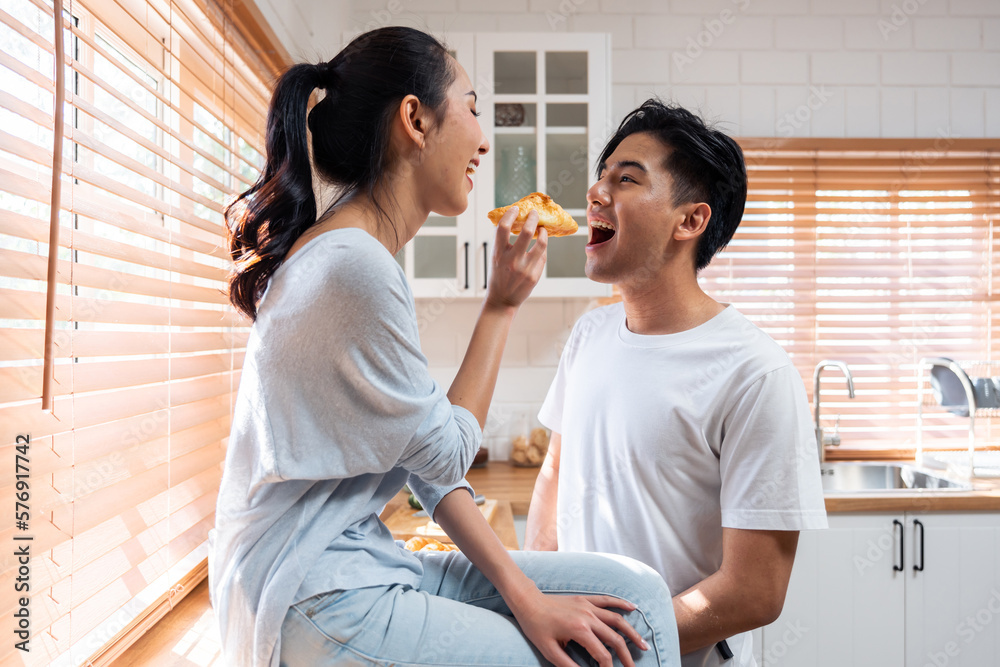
0,0,281,663
700,138,999,454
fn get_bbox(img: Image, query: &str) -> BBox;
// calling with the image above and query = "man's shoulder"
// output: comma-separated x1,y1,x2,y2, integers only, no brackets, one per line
721,307,795,371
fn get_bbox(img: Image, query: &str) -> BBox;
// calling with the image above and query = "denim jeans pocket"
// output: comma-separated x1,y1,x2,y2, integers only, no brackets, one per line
294,589,349,619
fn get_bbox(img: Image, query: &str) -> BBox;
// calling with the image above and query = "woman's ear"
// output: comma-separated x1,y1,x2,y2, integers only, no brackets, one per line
397,94,430,150
675,202,712,241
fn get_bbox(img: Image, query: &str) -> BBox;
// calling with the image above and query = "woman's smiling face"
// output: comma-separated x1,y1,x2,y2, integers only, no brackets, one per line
416,59,490,218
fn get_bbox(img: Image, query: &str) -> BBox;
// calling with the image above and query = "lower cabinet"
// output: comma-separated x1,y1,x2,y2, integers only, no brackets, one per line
760,511,1000,667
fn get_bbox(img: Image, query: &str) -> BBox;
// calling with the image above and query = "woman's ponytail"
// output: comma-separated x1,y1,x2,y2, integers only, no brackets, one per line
225,28,455,321
226,63,325,321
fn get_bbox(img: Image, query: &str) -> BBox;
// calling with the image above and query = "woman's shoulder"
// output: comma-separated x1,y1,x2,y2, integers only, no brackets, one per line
284,228,404,289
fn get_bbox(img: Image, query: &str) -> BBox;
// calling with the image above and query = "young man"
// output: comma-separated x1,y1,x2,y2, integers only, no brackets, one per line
525,100,827,667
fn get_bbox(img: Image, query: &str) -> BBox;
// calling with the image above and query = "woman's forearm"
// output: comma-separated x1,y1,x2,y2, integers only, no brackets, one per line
447,301,517,429
432,488,541,612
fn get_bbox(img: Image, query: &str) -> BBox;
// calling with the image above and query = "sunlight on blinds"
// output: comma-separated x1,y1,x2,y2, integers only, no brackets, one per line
0,0,274,663
701,140,999,452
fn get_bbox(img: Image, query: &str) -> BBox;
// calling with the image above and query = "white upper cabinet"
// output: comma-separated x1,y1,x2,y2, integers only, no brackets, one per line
402,32,613,299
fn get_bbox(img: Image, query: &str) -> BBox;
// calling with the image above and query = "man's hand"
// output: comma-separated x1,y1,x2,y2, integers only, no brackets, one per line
673,527,799,655
525,432,561,550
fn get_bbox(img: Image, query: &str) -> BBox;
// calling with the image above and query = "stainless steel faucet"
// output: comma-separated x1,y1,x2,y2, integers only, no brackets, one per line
814,360,856,463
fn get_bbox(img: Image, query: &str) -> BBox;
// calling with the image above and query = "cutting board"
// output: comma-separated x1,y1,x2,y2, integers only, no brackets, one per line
384,499,498,543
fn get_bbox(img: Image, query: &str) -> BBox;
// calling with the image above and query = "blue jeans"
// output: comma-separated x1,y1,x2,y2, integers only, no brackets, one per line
279,550,680,666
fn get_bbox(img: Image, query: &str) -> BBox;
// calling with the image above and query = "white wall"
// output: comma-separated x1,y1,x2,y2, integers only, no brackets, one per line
253,0,351,62
342,0,1000,138
268,0,1000,459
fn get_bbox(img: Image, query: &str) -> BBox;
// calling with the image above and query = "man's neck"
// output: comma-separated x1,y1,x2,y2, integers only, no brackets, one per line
618,269,725,336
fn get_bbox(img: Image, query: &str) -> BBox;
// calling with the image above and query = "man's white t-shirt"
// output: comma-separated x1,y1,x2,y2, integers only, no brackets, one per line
538,302,827,667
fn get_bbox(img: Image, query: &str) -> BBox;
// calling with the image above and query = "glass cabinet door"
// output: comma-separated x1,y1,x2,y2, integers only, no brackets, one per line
476,33,611,298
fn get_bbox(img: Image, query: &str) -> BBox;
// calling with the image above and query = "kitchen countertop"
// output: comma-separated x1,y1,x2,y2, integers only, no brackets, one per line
380,489,519,550
466,462,1000,515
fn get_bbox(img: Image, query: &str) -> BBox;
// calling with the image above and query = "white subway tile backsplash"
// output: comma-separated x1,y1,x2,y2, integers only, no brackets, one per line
810,52,880,85
612,83,642,124
881,52,949,85
497,13,571,31
952,52,1000,86
513,301,571,332
774,17,844,50
880,87,916,136
915,87,950,136
775,85,825,137
844,16,913,50
811,0,880,15
612,48,672,84
704,86,743,130
877,0,949,15
986,89,1000,136
502,333,530,367
664,85,708,113
912,18,982,50
493,367,561,403
985,19,1000,49
634,15,710,49
427,13,500,32
570,13,634,48
672,50,740,85
421,332,459,366
845,86,880,136
401,0,459,11
597,0,668,12
527,331,566,366
531,0,599,10
714,17,776,50
740,86,777,136
670,0,747,14
808,88,846,136
459,0,528,12
743,0,809,15
949,88,986,137
949,0,1000,17
740,52,809,84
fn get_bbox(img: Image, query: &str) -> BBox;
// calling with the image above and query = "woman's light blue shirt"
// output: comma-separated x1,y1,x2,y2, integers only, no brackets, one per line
208,228,481,667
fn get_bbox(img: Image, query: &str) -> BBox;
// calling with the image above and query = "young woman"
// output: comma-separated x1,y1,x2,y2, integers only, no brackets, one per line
208,26,680,667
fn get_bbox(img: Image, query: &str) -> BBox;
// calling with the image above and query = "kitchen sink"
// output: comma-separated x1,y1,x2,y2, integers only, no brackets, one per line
820,461,973,493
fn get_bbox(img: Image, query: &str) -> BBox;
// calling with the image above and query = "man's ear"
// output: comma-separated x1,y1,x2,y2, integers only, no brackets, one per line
397,94,431,150
675,202,712,241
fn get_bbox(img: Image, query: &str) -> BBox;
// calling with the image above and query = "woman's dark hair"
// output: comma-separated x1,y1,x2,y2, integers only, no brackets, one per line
226,27,456,320
597,99,748,271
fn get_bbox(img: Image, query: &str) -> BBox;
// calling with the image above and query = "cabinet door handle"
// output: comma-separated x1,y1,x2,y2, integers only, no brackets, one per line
893,519,904,572
913,519,925,572
482,242,488,289
463,242,469,290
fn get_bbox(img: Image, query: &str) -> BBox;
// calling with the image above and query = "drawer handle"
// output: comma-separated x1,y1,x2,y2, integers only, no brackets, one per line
893,519,904,572
483,242,488,290
913,519,925,572
463,242,469,290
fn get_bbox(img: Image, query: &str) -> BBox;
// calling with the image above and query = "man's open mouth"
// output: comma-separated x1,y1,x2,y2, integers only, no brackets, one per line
589,220,616,245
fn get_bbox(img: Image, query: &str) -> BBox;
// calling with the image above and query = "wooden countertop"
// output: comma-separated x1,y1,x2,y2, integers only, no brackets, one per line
465,462,1000,515
380,489,519,550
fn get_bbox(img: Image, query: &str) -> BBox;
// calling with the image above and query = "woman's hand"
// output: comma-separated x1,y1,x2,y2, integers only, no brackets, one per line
511,588,649,667
486,206,548,310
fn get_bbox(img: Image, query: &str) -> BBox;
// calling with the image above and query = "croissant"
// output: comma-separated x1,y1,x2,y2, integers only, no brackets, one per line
404,536,459,552
488,192,579,238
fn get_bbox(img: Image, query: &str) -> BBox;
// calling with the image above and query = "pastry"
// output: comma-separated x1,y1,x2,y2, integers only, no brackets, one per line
511,428,549,467
404,536,459,552
488,192,579,238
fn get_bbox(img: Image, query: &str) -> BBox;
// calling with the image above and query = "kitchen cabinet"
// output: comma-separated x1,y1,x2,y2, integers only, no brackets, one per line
398,32,613,299
761,511,1000,666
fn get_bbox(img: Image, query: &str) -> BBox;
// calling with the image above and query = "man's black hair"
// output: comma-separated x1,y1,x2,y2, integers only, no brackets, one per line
597,99,748,271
